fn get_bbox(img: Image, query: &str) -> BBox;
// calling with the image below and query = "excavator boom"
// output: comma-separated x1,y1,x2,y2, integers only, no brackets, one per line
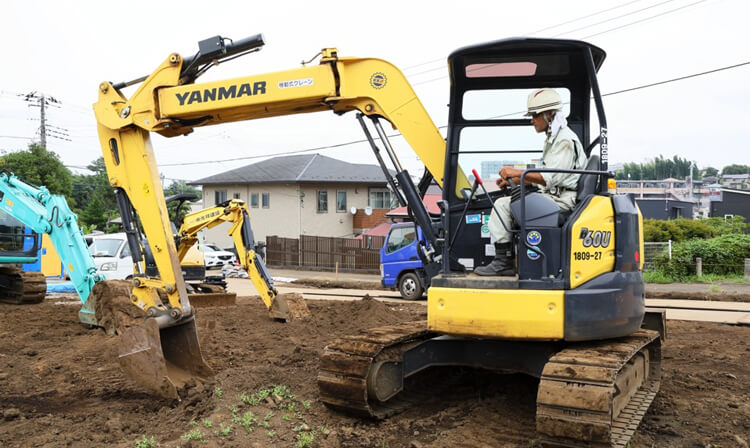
176,199,309,321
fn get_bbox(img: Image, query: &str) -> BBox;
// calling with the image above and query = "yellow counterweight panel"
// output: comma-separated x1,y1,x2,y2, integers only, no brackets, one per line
427,287,564,340
568,196,616,289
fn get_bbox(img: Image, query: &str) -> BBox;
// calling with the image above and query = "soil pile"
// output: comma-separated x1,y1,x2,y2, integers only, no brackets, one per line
0,293,747,447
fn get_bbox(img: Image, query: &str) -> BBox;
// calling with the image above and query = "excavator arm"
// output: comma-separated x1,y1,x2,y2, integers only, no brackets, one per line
175,199,309,321
93,33,452,398
0,172,105,322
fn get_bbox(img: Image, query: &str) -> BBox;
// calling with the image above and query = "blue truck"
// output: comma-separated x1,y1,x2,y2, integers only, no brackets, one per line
380,222,429,300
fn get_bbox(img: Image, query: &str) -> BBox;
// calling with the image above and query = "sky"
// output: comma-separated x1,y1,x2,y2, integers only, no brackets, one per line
1,0,748,187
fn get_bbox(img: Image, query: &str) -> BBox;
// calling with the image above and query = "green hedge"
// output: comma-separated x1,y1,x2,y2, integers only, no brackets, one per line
643,216,748,242
654,234,750,279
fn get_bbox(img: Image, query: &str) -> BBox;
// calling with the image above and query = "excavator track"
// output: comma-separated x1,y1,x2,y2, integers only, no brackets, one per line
536,329,662,447
0,267,46,304
318,320,435,418
320,323,661,448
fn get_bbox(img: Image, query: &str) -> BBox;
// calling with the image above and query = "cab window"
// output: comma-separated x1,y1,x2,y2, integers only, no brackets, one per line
386,227,416,254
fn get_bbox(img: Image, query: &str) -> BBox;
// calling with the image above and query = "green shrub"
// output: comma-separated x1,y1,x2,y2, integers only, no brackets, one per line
700,215,749,235
672,218,714,240
643,219,684,242
643,218,715,242
655,234,750,279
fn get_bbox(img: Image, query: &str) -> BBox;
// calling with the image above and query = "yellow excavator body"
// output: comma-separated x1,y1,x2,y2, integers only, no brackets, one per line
94,34,664,447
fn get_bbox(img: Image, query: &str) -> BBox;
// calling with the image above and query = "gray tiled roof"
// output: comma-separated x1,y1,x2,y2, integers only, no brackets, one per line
189,154,391,186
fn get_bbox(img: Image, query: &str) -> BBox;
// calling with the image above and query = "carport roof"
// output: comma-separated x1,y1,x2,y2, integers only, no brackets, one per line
189,153,391,186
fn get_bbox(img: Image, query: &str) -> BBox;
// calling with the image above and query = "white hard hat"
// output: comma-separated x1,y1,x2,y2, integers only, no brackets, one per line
525,88,562,116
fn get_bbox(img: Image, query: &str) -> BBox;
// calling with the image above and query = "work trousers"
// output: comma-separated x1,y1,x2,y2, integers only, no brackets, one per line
487,191,578,243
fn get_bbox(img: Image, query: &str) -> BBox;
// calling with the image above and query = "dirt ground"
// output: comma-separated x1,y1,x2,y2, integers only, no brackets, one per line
1,292,748,448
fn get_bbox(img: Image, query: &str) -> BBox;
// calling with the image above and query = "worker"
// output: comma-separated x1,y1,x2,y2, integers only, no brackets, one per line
474,88,586,276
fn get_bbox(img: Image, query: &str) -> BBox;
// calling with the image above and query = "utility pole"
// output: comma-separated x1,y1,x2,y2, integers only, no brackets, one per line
21,92,69,147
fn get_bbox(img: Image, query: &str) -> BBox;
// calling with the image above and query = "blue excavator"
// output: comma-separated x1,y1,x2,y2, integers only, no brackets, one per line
0,170,105,325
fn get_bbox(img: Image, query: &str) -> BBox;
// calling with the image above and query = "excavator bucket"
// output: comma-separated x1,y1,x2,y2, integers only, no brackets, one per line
117,317,214,400
269,292,311,322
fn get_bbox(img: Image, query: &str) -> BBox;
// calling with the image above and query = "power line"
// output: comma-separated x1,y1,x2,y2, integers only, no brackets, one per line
551,0,680,37
407,0,711,85
602,60,750,96
402,0,680,75
581,0,708,39
155,59,750,169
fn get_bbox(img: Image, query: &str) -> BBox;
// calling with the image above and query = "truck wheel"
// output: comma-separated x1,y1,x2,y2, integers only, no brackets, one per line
398,272,423,300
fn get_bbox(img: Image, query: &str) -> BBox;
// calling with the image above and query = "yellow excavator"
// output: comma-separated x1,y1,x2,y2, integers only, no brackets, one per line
171,195,309,321
94,34,665,446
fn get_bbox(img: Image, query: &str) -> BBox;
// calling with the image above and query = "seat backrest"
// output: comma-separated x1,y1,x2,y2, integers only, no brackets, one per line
576,155,600,203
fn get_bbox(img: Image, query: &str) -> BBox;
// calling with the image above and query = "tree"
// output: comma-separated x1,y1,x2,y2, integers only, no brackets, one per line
702,167,718,177
70,157,119,230
721,164,750,175
0,143,73,197
614,155,699,180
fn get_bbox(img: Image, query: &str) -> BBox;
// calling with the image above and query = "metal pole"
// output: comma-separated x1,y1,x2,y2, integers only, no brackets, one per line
39,94,47,148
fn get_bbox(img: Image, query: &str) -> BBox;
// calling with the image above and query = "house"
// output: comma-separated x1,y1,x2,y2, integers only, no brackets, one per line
188,154,395,248
719,173,750,190
635,198,694,220
709,187,750,224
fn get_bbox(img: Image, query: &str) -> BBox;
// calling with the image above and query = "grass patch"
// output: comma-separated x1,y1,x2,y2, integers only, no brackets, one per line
296,430,316,448
267,430,277,438
214,387,223,398
135,435,156,448
239,411,257,433
182,429,204,441
202,419,212,429
216,423,233,437
644,271,748,284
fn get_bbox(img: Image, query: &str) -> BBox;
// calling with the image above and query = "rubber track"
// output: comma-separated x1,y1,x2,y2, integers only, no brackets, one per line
536,329,662,447
318,320,435,418
0,267,46,304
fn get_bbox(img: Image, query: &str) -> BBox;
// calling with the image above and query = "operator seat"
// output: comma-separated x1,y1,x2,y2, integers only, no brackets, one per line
558,154,600,224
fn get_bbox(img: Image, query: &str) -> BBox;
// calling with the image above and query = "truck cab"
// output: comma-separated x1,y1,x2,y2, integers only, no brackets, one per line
380,222,427,300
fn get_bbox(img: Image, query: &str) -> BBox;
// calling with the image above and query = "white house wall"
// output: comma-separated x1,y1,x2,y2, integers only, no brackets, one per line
200,183,373,249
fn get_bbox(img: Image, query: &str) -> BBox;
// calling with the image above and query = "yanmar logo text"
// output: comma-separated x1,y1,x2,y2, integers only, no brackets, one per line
175,82,267,106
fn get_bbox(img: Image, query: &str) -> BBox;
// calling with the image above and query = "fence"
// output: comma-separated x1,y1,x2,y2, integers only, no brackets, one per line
266,234,385,272
643,240,672,271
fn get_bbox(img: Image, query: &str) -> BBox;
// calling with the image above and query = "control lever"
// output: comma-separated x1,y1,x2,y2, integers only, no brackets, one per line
475,171,515,234
448,170,481,248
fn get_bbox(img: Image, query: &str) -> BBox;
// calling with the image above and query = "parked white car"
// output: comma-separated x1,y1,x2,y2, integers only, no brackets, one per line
202,243,237,269
88,232,134,280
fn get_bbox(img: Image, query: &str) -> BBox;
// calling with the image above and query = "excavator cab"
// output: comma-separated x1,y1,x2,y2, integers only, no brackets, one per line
320,38,663,448
429,38,647,340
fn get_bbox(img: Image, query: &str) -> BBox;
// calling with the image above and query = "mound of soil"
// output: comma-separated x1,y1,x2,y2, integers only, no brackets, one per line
93,280,145,335
0,293,747,447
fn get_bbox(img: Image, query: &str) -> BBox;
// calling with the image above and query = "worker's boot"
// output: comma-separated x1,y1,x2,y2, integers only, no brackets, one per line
474,242,515,276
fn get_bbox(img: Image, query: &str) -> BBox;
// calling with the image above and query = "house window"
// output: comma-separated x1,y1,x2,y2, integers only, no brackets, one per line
369,188,394,209
336,191,347,213
317,190,328,213
262,193,270,208
250,193,259,208
233,192,241,199
214,190,227,205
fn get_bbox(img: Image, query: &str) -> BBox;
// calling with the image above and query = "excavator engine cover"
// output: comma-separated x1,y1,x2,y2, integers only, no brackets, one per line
269,292,311,322
118,316,214,400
